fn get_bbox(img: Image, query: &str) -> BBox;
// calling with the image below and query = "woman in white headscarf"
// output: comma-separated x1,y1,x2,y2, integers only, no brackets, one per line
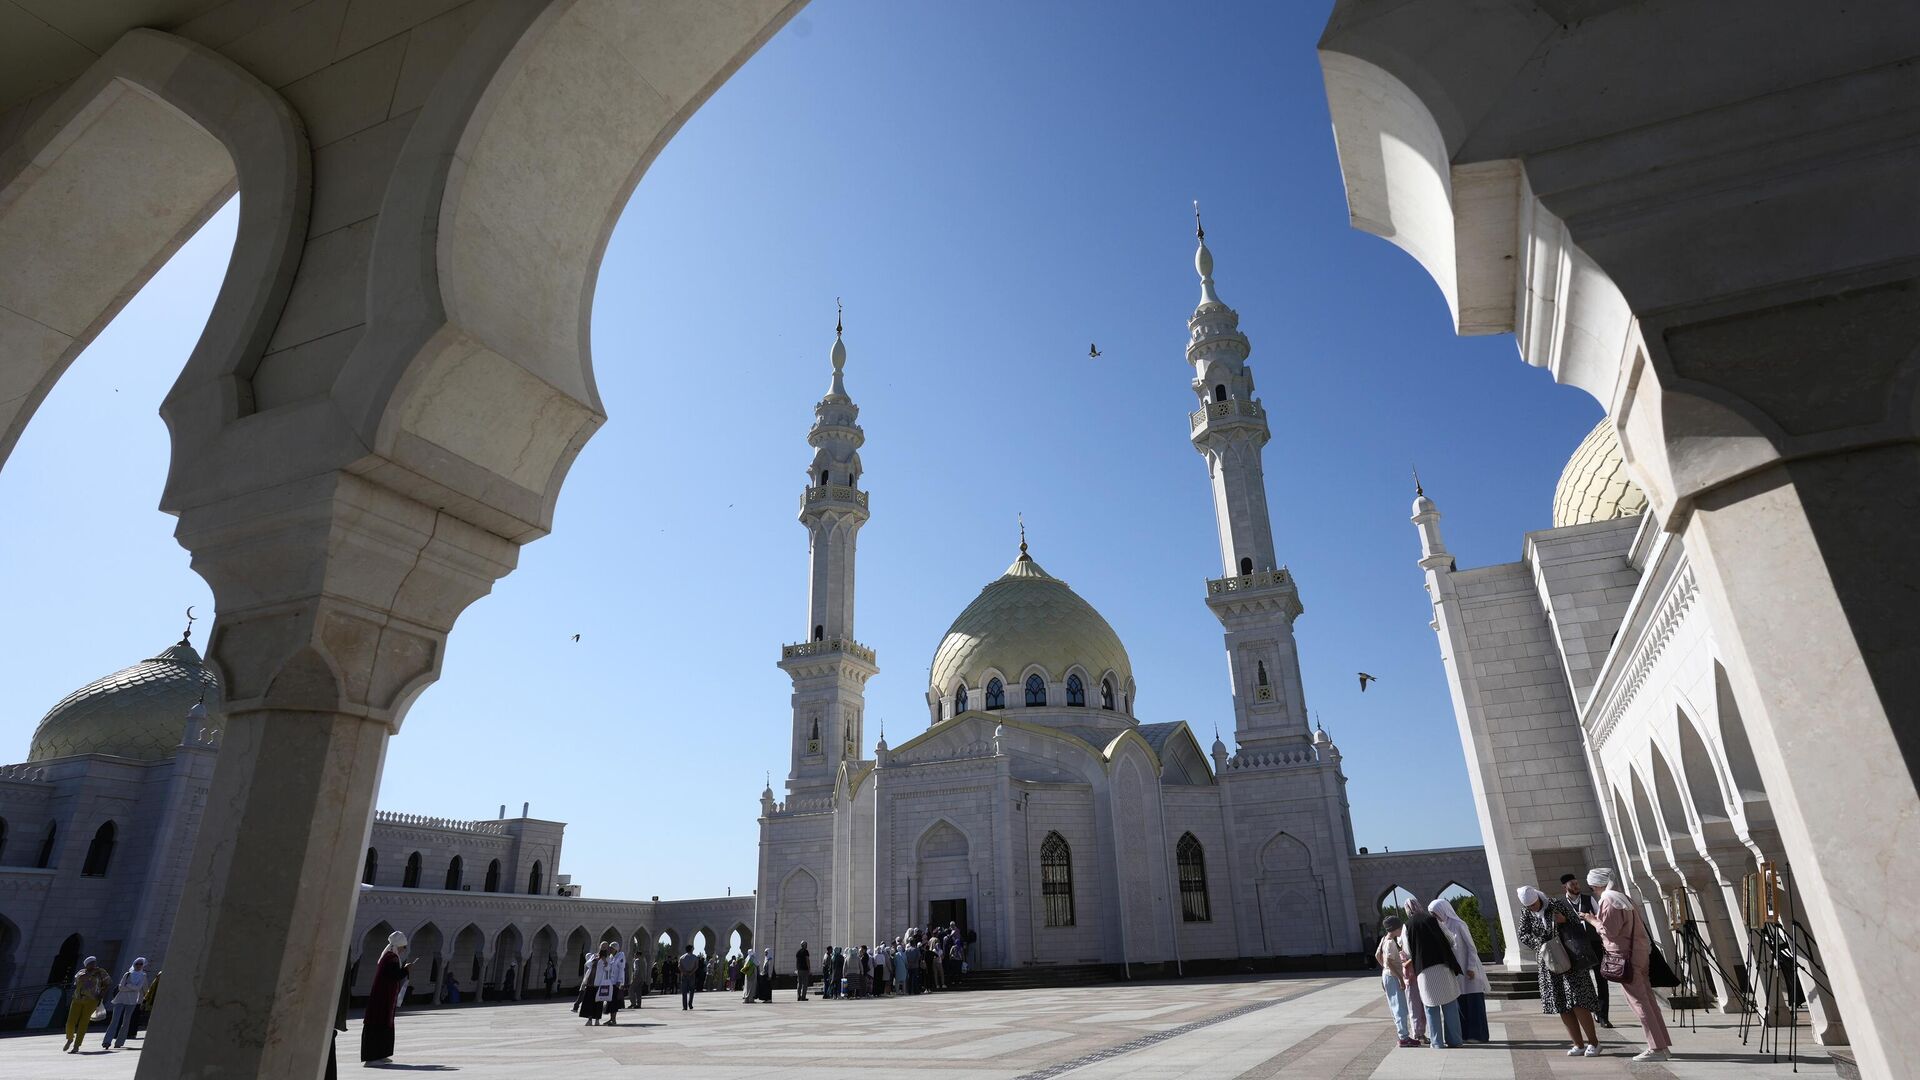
1427,899,1491,1043
1515,885,1601,1056
1581,869,1673,1062
361,931,410,1064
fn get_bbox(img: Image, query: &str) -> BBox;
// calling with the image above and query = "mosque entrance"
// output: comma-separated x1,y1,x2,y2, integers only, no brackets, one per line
928,899,968,937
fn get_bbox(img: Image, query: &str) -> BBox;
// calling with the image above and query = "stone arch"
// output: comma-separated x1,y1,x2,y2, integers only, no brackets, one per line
1713,660,1771,815
491,925,523,990
529,926,558,993
352,922,392,996
451,923,486,994
692,927,715,956
564,927,593,987
777,866,822,967
1676,707,1735,825
599,925,623,947
1648,744,1694,839
1256,832,1327,956
656,928,680,957
47,932,82,989
630,926,651,966
407,921,445,997
728,922,753,957
1377,884,1418,912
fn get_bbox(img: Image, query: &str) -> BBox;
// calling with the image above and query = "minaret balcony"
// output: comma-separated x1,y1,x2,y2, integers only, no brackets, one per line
1205,567,1305,623
799,484,869,512
1189,397,1266,433
780,636,877,665
1206,567,1293,595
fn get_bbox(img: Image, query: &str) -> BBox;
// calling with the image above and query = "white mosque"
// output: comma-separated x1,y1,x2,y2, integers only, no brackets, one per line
752,222,1492,972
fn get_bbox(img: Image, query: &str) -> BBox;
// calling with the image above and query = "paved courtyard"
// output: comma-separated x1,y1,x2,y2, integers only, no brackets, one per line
5,976,1843,1080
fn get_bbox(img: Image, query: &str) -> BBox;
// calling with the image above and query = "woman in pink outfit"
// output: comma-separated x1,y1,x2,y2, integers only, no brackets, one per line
1582,869,1672,1062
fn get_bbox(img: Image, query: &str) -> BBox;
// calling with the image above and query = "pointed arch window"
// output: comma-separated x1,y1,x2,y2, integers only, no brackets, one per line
1024,674,1047,707
1238,556,1253,575
403,851,422,888
36,821,56,868
1040,832,1075,927
1100,679,1115,710
363,848,379,885
1213,384,1227,403
985,678,1005,710
1177,833,1211,922
1256,661,1268,687
484,859,501,893
1065,674,1085,707
820,470,829,486
81,821,116,877
445,855,464,891
953,684,968,715
528,860,544,895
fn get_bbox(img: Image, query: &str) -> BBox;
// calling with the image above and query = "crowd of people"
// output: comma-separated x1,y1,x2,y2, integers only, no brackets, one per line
1374,867,1676,1062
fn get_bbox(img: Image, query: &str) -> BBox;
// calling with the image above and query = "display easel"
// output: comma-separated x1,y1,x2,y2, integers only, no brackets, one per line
1735,863,1832,1073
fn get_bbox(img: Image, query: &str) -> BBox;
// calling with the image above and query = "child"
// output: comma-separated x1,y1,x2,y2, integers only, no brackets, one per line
1376,916,1418,1047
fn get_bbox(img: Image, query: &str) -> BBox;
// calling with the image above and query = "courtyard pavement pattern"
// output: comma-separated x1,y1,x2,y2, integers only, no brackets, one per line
6,975,1841,1079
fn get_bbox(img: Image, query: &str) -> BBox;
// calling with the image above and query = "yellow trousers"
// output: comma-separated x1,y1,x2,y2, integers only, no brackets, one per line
64,995,98,1045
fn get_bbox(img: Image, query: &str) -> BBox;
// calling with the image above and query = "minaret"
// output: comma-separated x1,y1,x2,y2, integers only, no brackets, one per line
1187,209,1311,751
777,305,879,794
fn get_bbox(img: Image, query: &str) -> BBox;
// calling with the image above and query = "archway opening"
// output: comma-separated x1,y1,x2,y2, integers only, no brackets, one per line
1436,882,1498,957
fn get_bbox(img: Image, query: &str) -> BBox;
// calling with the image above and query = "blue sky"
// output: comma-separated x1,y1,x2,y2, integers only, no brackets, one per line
0,1,1600,903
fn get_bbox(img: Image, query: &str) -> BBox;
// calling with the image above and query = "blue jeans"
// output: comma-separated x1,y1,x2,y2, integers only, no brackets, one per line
1381,971,1411,1040
1425,999,1463,1048
102,1003,138,1047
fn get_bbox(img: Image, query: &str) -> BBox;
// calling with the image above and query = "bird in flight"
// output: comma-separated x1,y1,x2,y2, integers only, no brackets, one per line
1088,343,1102,359
571,634,581,643
1357,672,1378,692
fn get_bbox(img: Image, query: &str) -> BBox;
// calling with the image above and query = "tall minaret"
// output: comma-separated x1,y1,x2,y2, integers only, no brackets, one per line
1187,209,1311,751
777,305,879,794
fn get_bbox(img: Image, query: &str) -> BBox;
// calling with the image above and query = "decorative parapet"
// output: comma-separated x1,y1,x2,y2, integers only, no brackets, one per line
1206,568,1293,595
1588,562,1699,749
1189,397,1265,431
780,637,877,665
769,794,834,817
0,763,48,782
800,484,868,511
1226,745,1321,770
373,810,509,835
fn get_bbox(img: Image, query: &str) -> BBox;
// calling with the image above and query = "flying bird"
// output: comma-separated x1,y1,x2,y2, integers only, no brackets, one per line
1357,672,1378,692
1088,343,1102,359
571,634,581,643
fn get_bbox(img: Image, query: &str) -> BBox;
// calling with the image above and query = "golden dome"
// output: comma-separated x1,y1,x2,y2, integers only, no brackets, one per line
29,636,222,762
928,552,1133,707
1553,419,1648,528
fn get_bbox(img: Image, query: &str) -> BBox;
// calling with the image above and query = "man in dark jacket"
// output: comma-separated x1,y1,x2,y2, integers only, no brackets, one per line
795,942,812,1000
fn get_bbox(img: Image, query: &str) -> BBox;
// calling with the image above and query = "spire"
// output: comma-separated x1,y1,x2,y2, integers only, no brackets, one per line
1413,463,1424,498
181,604,197,647
1194,201,1220,306
827,298,849,401
1017,513,1030,562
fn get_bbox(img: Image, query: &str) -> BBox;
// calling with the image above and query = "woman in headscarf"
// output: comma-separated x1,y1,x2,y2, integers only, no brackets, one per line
1402,903,1464,1049
1580,869,1673,1062
578,945,606,1026
361,931,409,1064
1515,885,1601,1056
740,947,758,1003
758,947,774,1002
1427,899,1491,1042
1399,899,1426,1043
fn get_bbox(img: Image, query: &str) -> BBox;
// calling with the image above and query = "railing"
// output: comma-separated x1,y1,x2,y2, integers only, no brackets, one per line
0,762,48,782
1189,398,1264,430
373,811,509,835
800,484,868,510
1206,568,1292,595
769,795,833,816
1227,746,1320,770
780,637,877,664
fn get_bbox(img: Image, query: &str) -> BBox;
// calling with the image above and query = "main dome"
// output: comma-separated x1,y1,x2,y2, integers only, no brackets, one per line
29,635,222,762
928,552,1133,700
1552,419,1648,528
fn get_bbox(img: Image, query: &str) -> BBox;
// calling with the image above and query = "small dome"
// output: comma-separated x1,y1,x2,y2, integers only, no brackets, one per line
29,637,222,762
1552,420,1648,528
929,553,1133,708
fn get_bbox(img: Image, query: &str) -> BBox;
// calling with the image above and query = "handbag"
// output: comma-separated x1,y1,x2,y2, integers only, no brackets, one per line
594,985,612,1002
1542,936,1573,975
1647,941,1680,988
91,1003,109,1023
1562,919,1602,972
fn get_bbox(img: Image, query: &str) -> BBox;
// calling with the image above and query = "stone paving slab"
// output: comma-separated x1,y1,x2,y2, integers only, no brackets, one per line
0,976,1843,1080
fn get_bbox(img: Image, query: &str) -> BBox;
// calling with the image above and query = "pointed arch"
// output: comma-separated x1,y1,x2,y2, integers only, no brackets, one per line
444,854,464,891
1040,831,1075,927
402,851,422,888
484,858,501,893
1648,744,1693,837
80,820,116,877
1676,708,1733,823
353,922,393,995
1024,672,1048,707
1065,671,1086,707
363,848,379,885
1713,661,1769,808
985,677,1006,710
1100,675,1116,710
528,860,544,895
1176,832,1210,922
952,681,969,716
407,921,444,996
35,820,56,868
917,819,971,860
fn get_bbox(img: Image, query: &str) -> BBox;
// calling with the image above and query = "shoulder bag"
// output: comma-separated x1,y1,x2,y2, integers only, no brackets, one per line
1539,910,1573,975
1600,903,1634,984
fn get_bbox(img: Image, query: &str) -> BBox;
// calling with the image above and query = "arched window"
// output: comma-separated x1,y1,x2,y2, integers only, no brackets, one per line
1101,679,1115,710
985,678,1005,710
528,861,544,895
820,469,829,486
363,848,378,885
1065,674,1085,707
445,855,464,891
1040,832,1075,927
80,821,116,877
484,859,501,893
1176,833,1211,922
1238,556,1253,575
35,821,56,869
1256,661,1268,687
403,852,422,888
953,684,968,715
813,624,824,642
1024,674,1047,707
1213,384,1227,403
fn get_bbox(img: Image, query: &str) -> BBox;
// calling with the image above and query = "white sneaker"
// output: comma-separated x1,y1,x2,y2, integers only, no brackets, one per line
1584,1044,1601,1056
1633,1049,1671,1062
1567,1045,1584,1056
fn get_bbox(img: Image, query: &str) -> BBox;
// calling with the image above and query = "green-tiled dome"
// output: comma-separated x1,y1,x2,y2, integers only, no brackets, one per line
28,636,221,762
928,552,1133,703
1552,419,1648,528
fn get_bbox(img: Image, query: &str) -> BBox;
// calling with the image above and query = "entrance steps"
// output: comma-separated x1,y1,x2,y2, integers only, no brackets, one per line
1484,966,1540,1000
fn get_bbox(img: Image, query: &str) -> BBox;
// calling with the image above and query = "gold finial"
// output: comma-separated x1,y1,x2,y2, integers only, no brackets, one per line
835,296,843,337
1194,200,1204,240
1018,512,1028,557
1412,463,1424,498
182,604,197,645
